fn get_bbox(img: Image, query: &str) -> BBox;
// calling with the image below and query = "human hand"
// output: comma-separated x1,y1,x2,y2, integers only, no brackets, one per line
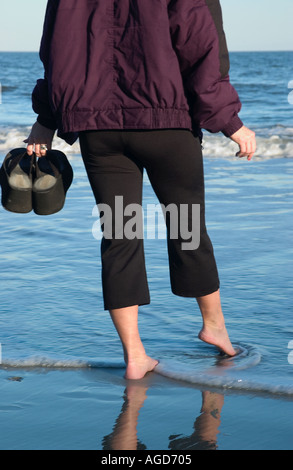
24,121,55,157
230,126,256,161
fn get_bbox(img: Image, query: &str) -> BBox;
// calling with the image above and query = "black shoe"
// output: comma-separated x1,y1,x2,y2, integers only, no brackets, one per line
0,148,35,213
33,150,73,216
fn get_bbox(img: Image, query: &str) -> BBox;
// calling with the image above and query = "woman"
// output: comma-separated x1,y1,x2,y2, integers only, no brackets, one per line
26,0,256,380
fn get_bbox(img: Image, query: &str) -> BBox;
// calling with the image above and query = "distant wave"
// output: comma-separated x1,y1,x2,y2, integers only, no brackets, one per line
0,125,293,160
0,126,80,157
202,125,293,159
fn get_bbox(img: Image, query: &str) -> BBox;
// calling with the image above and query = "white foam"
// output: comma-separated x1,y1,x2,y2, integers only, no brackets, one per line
0,356,125,370
155,363,293,396
1,346,293,397
0,127,80,157
0,126,293,160
202,127,293,160
155,345,293,397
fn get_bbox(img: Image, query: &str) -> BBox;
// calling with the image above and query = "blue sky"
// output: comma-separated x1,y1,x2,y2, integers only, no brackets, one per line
0,0,292,52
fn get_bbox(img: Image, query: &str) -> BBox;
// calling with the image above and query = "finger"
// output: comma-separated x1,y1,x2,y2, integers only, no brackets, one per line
246,147,254,160
35,144,41,157
247,139,257,160
251,139,257,156
40,145,48,157
245,142,252,159
237,139,254,158
236,150,251,159
236,147,248,158
26,144,34,156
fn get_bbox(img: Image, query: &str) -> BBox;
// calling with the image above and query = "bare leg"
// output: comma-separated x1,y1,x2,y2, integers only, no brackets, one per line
109,305,159,380
197,290,237,357
109,384,148,450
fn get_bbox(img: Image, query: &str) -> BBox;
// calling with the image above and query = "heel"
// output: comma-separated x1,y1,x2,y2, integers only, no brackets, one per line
0,167,32,214
0,149,34,214
33,176,65,216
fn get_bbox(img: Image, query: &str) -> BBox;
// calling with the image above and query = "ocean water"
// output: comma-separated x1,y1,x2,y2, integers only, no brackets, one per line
0,51,293,403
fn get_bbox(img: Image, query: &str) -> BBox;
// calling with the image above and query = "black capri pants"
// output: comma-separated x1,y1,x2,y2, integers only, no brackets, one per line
79,130,220,310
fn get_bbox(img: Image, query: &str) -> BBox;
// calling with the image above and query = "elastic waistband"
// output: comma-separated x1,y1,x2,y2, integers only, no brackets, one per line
59,107,193,134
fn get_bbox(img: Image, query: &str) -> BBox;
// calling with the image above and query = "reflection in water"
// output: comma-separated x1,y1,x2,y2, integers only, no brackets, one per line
102,383,224,451
169,391,224,450
102,384,148,450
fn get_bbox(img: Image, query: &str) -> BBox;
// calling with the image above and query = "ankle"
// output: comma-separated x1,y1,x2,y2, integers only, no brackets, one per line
197,290,225,327
202,318,226,331
201,308,225,327
123,347,147,365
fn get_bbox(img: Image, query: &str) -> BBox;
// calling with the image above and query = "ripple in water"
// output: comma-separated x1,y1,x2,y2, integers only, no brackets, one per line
154,344,293,397
1,346,293,397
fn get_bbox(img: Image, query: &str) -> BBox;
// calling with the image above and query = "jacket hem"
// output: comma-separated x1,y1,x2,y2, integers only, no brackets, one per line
59,107,193,135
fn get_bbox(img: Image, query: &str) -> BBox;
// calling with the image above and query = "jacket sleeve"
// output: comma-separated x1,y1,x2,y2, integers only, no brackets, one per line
168,0,243,137
31,0,59,130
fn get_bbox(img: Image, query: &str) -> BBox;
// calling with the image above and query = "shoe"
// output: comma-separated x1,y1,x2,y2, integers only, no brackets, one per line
0,148,35,213
32,150,73,216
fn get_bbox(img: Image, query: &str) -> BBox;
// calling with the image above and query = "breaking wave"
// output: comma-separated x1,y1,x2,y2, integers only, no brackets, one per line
0,125,293,160
0,126,80,157
201,125,293,159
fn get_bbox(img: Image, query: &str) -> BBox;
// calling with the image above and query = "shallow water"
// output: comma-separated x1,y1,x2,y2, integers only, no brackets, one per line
0,156,293,400
0,363,292,450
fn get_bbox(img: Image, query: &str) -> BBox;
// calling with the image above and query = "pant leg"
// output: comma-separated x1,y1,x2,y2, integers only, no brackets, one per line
125,130,220,298
79,131,150,310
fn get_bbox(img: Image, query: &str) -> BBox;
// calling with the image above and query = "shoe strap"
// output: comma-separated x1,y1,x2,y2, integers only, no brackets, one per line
6,151,35,176
36,155,59,179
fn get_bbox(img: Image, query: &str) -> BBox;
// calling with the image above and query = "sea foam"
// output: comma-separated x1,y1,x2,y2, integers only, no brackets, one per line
0,126,293,160
1,344,293,397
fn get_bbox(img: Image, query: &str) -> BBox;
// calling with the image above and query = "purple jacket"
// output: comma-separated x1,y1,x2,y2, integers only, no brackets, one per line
32,0,243,144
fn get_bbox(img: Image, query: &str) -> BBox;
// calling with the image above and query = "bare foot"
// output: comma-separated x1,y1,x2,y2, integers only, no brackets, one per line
125,356,159,380
198,323,237,357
